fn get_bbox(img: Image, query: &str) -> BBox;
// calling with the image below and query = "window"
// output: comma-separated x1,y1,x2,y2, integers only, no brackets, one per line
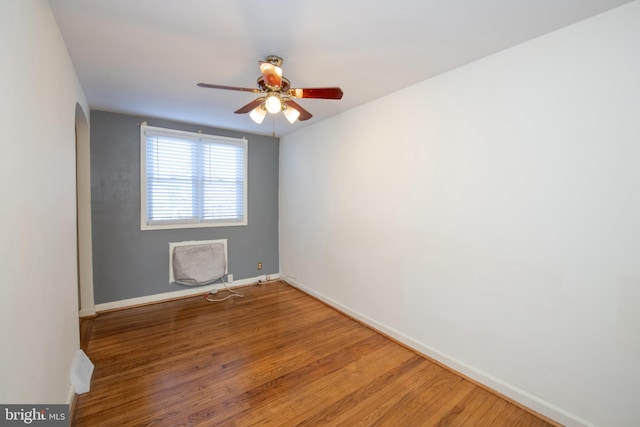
141,124,247,230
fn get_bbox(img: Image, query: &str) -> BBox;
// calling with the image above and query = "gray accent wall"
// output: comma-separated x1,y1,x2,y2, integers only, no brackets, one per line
90,110,279,304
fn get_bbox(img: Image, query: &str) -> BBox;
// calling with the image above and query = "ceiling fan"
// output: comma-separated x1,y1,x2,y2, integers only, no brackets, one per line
197,55,343,124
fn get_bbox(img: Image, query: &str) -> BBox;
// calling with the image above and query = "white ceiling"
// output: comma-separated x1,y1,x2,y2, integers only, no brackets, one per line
49,0,633,137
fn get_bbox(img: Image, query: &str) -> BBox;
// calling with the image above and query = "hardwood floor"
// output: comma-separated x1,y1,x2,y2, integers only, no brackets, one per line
73,281,555,426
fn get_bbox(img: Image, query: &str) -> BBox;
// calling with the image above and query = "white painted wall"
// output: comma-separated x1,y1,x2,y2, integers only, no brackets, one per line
0,0,88,403
280,2,640,426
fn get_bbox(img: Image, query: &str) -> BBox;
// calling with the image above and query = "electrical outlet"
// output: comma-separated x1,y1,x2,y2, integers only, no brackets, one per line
227,274,233,283
257,262,262,270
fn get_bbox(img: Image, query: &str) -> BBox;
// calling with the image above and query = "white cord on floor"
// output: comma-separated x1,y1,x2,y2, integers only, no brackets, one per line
204,277,245,302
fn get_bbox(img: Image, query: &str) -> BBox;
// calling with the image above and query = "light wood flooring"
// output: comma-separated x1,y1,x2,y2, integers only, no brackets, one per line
73,281,556,426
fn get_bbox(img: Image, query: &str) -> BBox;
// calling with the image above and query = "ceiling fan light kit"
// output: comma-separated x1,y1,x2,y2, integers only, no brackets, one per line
282,105,300,124
198,55,343,125
249,105,267,124
264,94,282,114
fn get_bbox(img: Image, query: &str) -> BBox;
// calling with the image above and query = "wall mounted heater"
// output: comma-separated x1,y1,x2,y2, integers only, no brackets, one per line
169,239,228,286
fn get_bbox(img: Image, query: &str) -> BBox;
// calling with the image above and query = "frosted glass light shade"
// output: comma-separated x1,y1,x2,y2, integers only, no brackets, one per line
265,95,282,114
283,106,300,123
249,106,266,124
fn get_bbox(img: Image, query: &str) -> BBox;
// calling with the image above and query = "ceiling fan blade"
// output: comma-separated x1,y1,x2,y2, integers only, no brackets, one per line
259,61,283,88
284,99,313,121
234,98,265,114
288,87,343,99
197,83,260,93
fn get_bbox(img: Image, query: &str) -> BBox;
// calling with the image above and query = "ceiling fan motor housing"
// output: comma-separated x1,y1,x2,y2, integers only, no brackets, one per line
257,76,290,92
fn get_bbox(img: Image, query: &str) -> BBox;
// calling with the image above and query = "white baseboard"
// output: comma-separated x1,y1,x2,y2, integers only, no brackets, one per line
79,307,96,317
284,277,595,427
95,274,280,313
66,384,75,406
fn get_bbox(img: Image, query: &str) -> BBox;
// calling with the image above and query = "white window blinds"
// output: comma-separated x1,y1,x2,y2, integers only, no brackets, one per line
141,124,247,230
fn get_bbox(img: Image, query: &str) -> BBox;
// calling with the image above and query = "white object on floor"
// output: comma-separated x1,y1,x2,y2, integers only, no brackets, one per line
70,349,94,394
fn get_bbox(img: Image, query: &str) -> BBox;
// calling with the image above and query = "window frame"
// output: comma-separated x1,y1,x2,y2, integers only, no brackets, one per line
140,124,248,231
